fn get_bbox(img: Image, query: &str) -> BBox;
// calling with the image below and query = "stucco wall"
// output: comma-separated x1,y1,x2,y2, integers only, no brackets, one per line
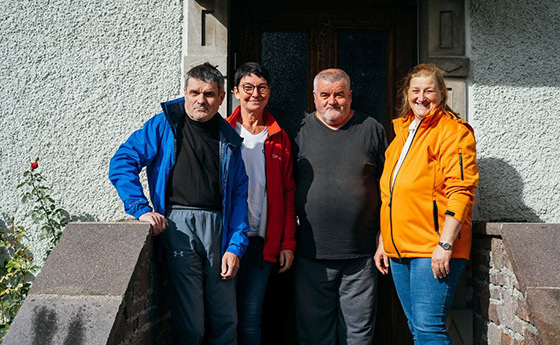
468,0,560,222
0,0,182,258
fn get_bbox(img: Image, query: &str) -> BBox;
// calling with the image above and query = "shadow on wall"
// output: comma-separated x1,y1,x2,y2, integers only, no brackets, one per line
475,158,541,222
0,213,100,230
0,212,100,253
69,214,99,222
195,0,227,26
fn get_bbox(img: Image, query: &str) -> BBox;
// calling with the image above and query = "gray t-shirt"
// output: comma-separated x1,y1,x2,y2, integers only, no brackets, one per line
294,111,387,259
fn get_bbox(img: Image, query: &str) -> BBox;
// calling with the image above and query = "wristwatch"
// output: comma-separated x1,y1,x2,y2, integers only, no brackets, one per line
438,242,453,250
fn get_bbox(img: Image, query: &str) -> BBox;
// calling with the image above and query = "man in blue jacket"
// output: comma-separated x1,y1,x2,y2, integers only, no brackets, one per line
109,63,249,345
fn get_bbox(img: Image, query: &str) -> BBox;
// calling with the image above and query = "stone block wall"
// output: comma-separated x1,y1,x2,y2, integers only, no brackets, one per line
108,230,172,345
471,234,538,344
6,221,559,344
470,223,560,345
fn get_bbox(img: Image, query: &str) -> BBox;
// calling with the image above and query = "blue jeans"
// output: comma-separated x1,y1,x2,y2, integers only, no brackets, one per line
390,258,467,345
236,237,273,345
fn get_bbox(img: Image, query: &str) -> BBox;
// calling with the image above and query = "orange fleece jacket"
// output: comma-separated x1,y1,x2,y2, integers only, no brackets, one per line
380,107,479,259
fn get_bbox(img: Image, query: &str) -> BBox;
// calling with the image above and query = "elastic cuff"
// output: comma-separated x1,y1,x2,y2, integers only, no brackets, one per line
446,200,470,223
132,206,153,220
280,241,296,252
226,246,243,258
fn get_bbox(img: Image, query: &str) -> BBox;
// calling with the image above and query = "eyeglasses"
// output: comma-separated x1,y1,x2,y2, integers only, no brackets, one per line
240,83,270,95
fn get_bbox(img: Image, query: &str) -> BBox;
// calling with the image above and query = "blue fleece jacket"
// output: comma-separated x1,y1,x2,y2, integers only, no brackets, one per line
108,97,249,257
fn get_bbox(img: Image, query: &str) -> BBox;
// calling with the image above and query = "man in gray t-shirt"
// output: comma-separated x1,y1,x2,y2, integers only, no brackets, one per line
293,68,387,345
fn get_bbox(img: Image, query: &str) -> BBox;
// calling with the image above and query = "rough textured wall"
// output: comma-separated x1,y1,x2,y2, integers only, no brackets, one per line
471,234,538,344
469,0,560,222
0,0,182,257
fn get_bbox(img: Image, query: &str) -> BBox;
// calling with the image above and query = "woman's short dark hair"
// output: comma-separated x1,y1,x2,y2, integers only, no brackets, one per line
184,62,225,92
234,62,271,87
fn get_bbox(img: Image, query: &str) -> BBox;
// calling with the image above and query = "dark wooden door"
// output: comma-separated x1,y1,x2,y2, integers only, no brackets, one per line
230,1,417,344
230,0,416,138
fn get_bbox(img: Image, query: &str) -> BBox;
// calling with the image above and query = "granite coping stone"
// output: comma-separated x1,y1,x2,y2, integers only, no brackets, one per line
525,288,560,345
2,295,122,345
473,222,505,236
30,222,151,296
499,223,560,344
499,223,560,290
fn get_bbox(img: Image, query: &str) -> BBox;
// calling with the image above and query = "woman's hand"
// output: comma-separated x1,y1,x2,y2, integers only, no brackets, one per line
431,215,461,279
431,245,452,279
278,249,294,273
374,243,390,275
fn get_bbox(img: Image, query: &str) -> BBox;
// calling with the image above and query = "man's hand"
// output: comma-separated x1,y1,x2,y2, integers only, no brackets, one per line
278,250,294,273
221,252,240,280
139,211,168,236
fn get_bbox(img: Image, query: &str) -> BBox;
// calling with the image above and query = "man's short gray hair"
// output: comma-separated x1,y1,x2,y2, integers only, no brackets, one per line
313,69,351,91
183,62,225,92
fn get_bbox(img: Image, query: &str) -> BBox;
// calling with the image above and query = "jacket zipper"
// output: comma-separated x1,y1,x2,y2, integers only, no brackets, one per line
220,138,228,199
219,138,229,256
388,118,424,261
388,164,401,260
459,149,464,180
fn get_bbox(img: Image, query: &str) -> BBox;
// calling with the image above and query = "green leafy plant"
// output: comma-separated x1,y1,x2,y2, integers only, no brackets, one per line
0,217,38,340
18,158,70,254
0,158,70,340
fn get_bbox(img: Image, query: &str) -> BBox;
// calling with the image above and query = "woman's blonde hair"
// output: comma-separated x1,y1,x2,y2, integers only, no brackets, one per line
397,63,450,118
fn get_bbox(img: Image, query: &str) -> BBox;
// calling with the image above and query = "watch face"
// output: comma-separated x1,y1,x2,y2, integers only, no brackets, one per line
440,242,451,250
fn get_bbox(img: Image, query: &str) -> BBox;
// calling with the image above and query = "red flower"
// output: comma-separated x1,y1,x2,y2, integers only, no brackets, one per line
31,161,38,171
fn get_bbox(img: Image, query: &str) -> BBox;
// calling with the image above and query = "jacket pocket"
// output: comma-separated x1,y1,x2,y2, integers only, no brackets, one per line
458,149,464,180
432,200,440,235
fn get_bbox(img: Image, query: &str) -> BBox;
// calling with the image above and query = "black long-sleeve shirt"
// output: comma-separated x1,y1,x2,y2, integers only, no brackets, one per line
166,112,222,210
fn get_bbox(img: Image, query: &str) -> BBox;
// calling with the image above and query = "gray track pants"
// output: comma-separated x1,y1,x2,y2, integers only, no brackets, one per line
294,256,377,345
162,206,237,345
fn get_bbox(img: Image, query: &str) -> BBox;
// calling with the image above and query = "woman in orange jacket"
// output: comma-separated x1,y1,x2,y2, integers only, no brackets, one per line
374,63,479,344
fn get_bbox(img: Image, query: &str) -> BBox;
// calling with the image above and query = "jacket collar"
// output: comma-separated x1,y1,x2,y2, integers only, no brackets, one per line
217,114,243,146
393,106,446,140
160,97,243,146
226,105,282,136
160,97,185,137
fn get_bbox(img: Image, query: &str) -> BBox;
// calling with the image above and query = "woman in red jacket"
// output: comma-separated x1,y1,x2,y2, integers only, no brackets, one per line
375,64,479,344
226,62,296,345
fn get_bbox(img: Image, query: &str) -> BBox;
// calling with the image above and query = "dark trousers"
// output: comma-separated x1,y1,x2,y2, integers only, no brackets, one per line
162,206,237,345
294,256,377,345
236,237,273,345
